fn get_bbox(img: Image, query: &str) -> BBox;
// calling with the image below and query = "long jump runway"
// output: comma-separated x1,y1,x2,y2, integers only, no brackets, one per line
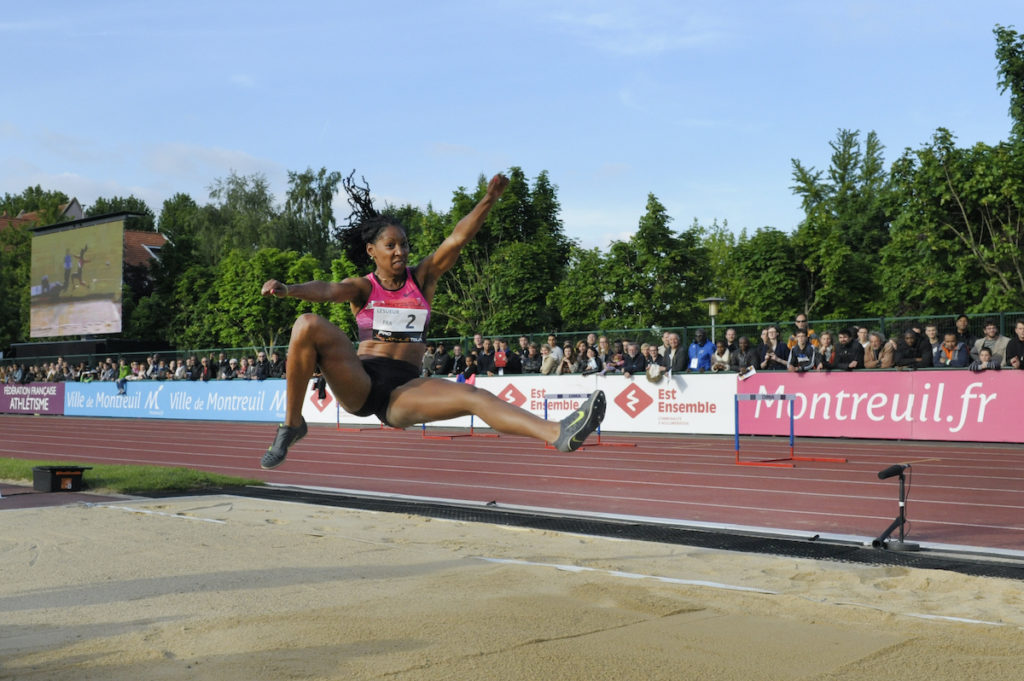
3,414,1023,554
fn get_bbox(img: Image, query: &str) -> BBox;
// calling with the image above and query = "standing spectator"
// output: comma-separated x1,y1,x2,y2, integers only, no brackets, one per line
421,342,436,377
520,342,543,374
220,358,238,380
580,346,603,375
556,344,577,375
200,356,217,382
448,344,467,376
476,338,495,376
595,336,613,365
621,342,647,378
546,334,563,363
1005,319,1024,370
500,339,521,374
833,328,864,371
954,314,975,349
431,342,454,376
471,333,485,356
270,351,287,378
817,331,836,370
923,323,943,364
857,326,871,350
687,329,715,372
254,351,272,380
970,319,1011,367
710,340,731,372
539,344,558,375
730,337,758,373
893,330,933,370
723,327,738,354
786,329,820,372
759,325,789,371
864,332,894,369
460,353,478,382
968,346,1001,373
935,332,970,368
787,314,819,349
663,332,688,374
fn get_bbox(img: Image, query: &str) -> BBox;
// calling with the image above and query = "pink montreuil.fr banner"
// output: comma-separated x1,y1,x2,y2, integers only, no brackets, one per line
737,370,1022,443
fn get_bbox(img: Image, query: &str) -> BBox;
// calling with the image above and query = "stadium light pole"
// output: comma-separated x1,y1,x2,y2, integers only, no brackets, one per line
701,297,725,341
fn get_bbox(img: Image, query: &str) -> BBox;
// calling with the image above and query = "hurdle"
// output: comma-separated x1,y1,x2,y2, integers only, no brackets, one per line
335,402,383,432
734,393,846,467
421,415,499,440
541,392,632,450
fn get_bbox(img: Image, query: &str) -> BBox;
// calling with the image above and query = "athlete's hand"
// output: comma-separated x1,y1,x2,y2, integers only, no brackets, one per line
261,279,289,298
487,173,509,199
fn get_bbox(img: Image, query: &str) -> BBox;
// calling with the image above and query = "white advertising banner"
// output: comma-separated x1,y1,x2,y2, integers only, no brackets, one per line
318,373,736,435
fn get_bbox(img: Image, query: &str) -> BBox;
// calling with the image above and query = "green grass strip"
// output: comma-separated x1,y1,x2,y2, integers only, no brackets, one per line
0,457,263,494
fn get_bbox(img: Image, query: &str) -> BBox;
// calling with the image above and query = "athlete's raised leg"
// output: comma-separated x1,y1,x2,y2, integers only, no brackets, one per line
263,313,372,469
385,379,605,451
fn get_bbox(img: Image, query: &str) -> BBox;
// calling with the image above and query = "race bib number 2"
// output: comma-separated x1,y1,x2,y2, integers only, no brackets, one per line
372,306,428,341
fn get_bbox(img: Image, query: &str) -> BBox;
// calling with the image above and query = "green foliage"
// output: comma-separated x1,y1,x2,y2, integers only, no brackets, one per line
727,227,803,323
0,223,31,348
600,194,710,329
85,195,156,231
213,248,322,351
548,245,608,330
428,168,572,336
284,166,342,266
0,185,70,222
995,24,1024,137
881,129,1024,313
790,129,892,318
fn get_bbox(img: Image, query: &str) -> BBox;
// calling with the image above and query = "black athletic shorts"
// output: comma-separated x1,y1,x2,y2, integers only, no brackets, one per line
351,356,420,426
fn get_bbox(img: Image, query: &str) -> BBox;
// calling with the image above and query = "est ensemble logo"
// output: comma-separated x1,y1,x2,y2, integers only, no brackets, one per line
309,391,333,412
498,384,527,407
615,384,653,418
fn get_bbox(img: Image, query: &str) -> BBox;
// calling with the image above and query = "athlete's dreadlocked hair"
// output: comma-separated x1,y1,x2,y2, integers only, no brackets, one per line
334,171,406,271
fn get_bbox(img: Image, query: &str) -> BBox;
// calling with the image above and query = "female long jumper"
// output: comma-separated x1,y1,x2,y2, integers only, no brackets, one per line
259,173,605,469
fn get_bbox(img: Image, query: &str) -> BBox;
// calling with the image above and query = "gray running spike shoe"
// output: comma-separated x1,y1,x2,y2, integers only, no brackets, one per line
552,391,606,452
261,419,308,469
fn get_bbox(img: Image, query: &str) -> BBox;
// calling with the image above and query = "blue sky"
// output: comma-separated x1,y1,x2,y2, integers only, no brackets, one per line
2,1,1019,250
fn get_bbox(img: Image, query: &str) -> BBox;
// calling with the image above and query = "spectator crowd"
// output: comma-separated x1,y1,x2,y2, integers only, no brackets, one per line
0,350,287,388
3,315,1023,387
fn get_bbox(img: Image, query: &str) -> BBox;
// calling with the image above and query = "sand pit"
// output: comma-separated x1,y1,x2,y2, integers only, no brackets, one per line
2,495,1023,680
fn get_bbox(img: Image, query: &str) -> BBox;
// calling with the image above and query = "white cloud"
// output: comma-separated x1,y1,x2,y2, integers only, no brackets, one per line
545,4,729,56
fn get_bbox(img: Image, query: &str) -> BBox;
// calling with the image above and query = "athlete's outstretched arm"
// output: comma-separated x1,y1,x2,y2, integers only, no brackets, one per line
261,277,368,304
416,173,509,284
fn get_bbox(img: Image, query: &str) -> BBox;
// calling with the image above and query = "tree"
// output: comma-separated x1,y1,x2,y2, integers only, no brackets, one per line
284,166,343,266
213,248,326,351
207,171,285,260
0,186,70,222
727,228,803,324
601,193,709,330
548,245,609,331
0,223,31,348
426,169,572,336
995,24,1024,138
881,128,1024,313
790,129,892,318
86,195,156,231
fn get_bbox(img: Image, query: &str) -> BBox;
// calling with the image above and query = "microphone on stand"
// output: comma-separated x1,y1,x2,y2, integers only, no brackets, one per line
877,463,910,480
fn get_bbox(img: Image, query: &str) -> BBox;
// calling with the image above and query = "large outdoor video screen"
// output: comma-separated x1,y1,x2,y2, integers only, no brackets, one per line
30,218,124,338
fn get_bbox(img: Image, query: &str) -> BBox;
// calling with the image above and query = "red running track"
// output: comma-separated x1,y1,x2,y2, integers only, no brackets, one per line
3,414,1024,552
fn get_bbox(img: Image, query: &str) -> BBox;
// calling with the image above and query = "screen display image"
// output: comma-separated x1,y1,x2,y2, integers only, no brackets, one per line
30,219,124,338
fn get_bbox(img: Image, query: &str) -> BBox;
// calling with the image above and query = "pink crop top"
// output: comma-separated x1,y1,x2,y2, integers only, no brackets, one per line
355,269,431,343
